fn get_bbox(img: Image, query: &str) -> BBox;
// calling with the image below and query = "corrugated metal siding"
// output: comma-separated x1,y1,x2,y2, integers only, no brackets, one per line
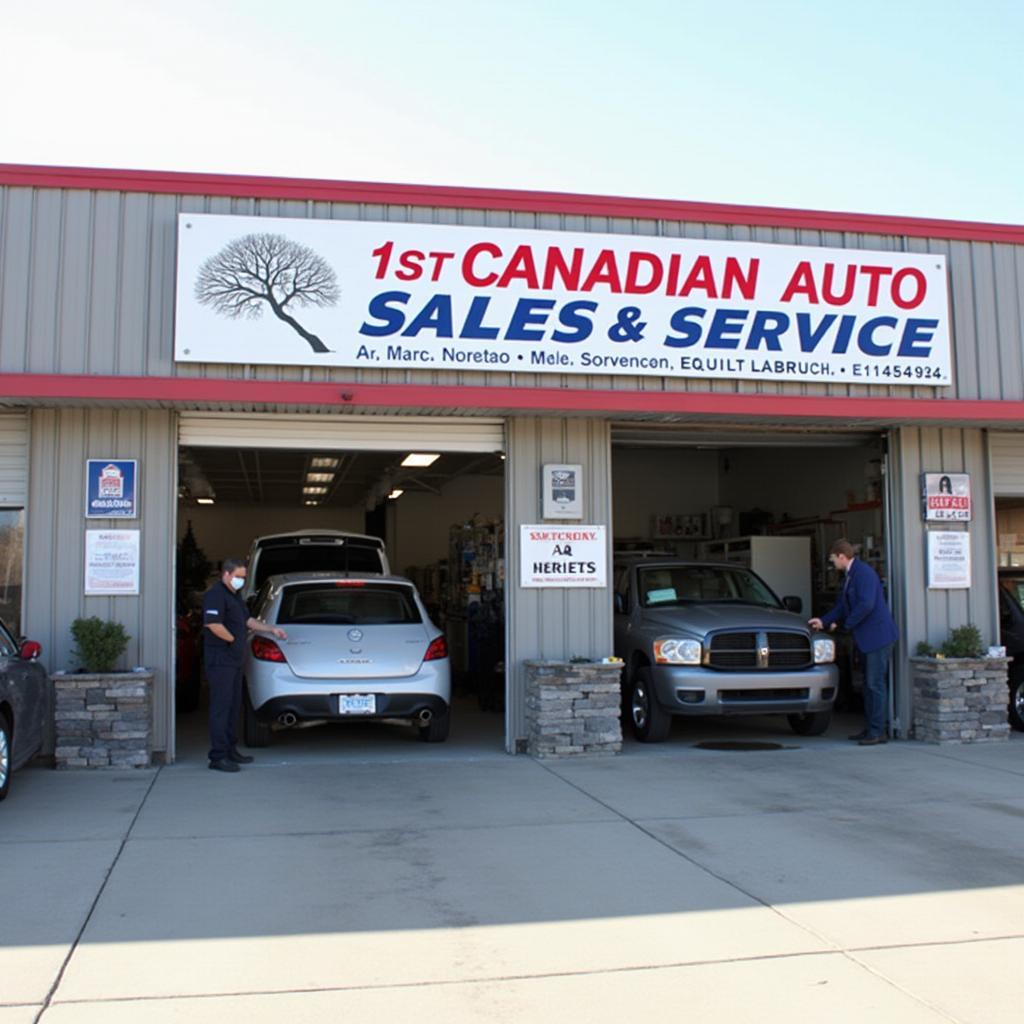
889,427,998,735
179,413,505,452
0,412,28,505
988,431,1024,495
25,407,176,757
3,182,1023,403
504,417,613,751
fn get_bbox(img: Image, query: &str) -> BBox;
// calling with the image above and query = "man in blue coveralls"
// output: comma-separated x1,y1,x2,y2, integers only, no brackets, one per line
809,538,898,746
202,558,287,772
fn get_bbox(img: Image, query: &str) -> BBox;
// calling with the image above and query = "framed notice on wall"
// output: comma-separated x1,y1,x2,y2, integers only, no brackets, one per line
922,472,971,522
85,459,138,519
85,530,140,595
927,530,970,589
520,525,606,588
542,464,583,519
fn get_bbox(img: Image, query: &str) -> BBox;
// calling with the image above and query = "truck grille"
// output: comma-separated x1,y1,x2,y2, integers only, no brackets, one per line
706,630,812,670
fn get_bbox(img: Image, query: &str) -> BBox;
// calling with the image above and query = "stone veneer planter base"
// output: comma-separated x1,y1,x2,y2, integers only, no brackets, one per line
910,656,1010,744
524,660,623,757
52,671,154,768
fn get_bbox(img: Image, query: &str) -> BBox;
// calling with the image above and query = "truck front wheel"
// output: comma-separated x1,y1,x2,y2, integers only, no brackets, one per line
787,710,832,736
630,669,671,743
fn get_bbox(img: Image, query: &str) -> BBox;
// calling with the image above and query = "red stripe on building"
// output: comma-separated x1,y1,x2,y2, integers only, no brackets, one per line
2,373,1023,424
2,163,1024,244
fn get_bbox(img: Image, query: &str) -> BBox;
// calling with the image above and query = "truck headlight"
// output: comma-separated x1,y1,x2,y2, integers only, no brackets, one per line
813,637,836,664
654,638,702,665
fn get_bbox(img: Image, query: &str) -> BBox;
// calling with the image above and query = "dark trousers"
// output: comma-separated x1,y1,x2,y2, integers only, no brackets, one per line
862,643,893,738
207,660,243,762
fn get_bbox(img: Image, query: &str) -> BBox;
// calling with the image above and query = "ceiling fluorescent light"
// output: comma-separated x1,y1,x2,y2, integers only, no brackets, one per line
310,457,339,469
196,497,215,505
387,489,405,500
305,472,335,483
401,453,440,467
303,486,328,495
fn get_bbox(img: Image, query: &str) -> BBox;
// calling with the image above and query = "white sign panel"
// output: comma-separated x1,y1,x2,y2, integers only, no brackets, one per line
927,530,970,589
922,472,971,521
175,213,951,387
542,464,583,519
520,525,607,588
85,530,141,595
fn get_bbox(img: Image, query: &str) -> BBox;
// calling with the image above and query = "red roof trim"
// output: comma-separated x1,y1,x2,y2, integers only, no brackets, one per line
1,163,1023,245
2,373,1022,425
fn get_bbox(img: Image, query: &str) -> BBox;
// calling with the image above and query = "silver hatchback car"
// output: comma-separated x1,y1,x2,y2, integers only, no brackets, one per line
243,573,451,744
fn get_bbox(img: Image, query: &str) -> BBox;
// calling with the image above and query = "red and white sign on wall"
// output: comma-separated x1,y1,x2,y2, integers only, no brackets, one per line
922,472,972,522
175,213,952,387
520,525,607,588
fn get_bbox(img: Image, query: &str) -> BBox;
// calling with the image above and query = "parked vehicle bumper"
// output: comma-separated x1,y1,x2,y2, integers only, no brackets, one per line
650,663,839,715
252,691,449,723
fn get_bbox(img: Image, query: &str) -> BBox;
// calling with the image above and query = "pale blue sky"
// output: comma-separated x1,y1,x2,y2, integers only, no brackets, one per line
5,1,1023,223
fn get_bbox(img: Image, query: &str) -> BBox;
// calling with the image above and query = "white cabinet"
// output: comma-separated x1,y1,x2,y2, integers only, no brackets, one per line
699,536,811,614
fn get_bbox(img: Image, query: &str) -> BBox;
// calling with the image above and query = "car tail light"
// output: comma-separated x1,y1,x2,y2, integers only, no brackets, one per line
424,635,448,661
252,636,287,662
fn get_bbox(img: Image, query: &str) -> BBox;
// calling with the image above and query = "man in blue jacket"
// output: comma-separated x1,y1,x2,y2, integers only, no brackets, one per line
809,538,898,745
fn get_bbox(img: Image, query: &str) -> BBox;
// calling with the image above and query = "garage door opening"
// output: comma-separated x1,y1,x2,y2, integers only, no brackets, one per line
611,426,890,744
173,420,506,763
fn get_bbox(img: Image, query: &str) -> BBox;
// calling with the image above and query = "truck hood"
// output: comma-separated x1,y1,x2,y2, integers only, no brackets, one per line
640,603,810,637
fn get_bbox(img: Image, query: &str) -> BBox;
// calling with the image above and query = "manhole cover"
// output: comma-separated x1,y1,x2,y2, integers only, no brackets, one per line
695,741,789,751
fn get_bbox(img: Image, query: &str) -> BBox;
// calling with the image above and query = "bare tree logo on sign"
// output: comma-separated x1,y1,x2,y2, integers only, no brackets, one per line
195,233,339,353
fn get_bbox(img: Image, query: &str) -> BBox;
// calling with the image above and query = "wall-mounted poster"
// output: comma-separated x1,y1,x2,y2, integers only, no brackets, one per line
85,459,138,519
927,530,970,589
542,464,583,519
85,530,140,595
520,525,606,588
922,472,971,522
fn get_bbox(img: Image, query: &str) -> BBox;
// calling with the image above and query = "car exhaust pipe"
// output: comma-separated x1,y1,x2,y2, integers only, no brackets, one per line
277,712,297,727
418,708,433,724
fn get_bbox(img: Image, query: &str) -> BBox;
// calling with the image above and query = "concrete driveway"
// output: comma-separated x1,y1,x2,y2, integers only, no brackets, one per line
2,706,1022,1023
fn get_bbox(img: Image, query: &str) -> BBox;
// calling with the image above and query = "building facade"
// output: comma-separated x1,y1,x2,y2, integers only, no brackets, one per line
2,163,1023,758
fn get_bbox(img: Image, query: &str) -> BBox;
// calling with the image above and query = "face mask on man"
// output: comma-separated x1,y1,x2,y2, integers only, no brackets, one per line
230,577,245,591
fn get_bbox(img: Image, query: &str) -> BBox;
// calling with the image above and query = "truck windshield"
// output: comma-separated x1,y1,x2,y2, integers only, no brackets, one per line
638,565,780,609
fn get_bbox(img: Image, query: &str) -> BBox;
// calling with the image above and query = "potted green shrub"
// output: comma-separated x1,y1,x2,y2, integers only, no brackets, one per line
910,623,1009,744
53,618,152,769
70,616,130,673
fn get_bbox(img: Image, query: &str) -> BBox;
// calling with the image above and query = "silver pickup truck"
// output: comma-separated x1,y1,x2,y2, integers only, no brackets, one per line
613,558,839,741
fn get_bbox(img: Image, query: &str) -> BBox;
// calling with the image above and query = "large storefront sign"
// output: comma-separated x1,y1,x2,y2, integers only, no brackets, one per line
520,525,607,587
175,214,951,386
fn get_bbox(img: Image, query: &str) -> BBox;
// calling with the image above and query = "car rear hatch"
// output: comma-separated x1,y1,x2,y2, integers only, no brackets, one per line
271,580,434,680
253,535,388,590
278,624,435,679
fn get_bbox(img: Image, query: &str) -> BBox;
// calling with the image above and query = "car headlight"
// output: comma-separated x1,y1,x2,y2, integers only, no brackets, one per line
813,637,836,664
654,638,702,665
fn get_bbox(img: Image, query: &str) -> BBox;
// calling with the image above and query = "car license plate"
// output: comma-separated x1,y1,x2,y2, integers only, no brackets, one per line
338,694,376,715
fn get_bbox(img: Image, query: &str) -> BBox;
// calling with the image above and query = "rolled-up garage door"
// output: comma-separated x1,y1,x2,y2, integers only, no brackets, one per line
0,413,28,505
989,431,1024,495
178,412,505,453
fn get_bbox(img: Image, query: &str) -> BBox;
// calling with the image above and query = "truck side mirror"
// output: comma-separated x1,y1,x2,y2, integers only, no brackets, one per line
783,596,802,613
